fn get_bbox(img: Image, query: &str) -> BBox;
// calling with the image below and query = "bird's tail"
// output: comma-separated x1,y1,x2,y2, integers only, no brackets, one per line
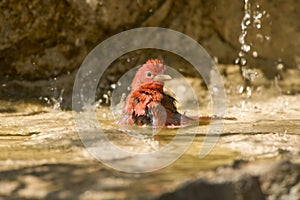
183,115,237,125
165,113,236,128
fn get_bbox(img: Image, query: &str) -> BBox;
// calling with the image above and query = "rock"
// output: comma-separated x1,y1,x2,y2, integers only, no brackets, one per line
260,161,300,200
0,0,165,80
158,176,264,200
1,0,299,107
157,161,300,200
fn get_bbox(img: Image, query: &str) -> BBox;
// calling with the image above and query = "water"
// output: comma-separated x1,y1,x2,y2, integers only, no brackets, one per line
235,0,271,97
0,89,299,198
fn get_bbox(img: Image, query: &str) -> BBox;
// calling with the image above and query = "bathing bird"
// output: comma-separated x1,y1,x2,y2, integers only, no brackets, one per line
117,59,235,128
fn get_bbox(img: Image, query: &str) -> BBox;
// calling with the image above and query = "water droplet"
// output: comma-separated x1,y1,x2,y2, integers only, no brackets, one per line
252,51,258,58
237,86,244,94
254,23,261,29
239,35,246,44
254,12,262,19
110,84,116,89
241,100,245,110
212,85,219,94
242,44,251,52
95,100,101,108
239,51,245,57
235,58,240,65
149,9,153,13
245,18,251,26
277,63,284,70
264,36,271,41
240,58,247,66
103,94,109,104
246,86,252,98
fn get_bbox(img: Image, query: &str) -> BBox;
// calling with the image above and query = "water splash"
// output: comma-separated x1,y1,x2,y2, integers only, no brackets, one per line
51,90,63,110
235,0,270,97
235,0,253,92
39,87,64,110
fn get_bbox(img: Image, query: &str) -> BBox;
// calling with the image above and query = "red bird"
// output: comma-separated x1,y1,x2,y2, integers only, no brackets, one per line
117,59,235,128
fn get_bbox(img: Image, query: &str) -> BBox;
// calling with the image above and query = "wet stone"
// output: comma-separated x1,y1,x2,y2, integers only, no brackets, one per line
0,88,299,199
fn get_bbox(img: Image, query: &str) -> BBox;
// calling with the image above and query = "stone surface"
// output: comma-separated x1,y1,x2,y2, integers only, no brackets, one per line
260,161,300,200
1,0,299,78
157,161,300,200
0,91,299,199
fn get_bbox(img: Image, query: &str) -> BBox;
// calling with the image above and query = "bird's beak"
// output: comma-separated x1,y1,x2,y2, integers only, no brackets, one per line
153,74,172,82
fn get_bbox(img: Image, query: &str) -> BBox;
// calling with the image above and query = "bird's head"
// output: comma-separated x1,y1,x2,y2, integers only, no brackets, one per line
131,59,172,90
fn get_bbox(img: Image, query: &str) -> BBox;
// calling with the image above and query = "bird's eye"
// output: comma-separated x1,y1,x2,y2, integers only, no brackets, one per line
146,71,153,78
